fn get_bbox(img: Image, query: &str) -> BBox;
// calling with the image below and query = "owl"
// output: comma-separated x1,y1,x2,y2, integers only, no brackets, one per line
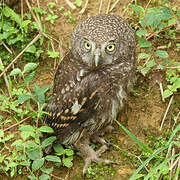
44,14,136,175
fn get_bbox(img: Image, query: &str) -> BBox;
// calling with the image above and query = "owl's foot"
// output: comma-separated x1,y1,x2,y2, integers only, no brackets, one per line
82,145,115,176
91,135,113,147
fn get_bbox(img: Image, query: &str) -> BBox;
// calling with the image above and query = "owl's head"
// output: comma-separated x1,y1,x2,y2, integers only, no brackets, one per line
71,14,135,68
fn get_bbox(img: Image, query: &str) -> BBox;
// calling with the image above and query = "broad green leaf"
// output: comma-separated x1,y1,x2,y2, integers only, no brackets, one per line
138,37,152,48
42,136,56,148
53,144,65,155
45,155,61,163
141,7,172,27
130,4,145,21
33,85,52,105
62,157,73,168
39,174,50,180
154,50,168,58
75,0,82,7
40,167,53,174
163,89,173,99
23,63,38,73
26,147,41,160
32,158,45,171
21,131,35,141
171,78,180,91
25,45,36,53
65,149,74,156
138,53,150,60
146,60,156,68
17,93,31,104
3,5,22,26
39,126,54,133
136,29,147,37
48,51,59,58
19,125,35,132
10,68,22,76
177,9,180,16
25,71,36,84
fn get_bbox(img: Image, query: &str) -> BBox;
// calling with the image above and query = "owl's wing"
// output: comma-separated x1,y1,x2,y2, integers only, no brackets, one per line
44,53,104,141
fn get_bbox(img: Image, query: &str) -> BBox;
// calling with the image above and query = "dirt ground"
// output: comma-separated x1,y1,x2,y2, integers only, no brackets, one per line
1,0,180,180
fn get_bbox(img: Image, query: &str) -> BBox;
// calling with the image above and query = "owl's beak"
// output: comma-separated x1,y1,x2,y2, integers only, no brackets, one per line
94,48,101,67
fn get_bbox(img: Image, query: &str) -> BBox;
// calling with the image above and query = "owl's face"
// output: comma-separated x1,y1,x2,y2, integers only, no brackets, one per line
77,37,120,67
71,14,135,69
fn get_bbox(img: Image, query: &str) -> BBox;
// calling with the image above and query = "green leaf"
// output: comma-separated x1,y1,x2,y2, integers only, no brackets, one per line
3,5,22,26
163,89,173,99
26,147,41,160
17,93,31,104
65,149,74,156
48,51,59,58
23,63,38,73
138,53,150,60
171,78,180,91
32,158,45,171
25,45,36,53
10,68,22,76
21,131,35,141
39,174,50,180
154,50,168,58
136,29,147,37
40,167,53,174
42,136,56,148
138,37,152,48
25,71,36,84
53,144,65,155
0,130,4,138
19,125,35,132
62,157,73,168
177,9,180,16
141,7,172,27
33,85,52,105
130,4,145,21
39,126,54,133
146,60,156,68
45,155,61,163
75,0,82,7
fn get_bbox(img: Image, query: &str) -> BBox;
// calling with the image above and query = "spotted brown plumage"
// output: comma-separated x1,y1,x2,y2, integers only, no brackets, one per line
44,14,136,175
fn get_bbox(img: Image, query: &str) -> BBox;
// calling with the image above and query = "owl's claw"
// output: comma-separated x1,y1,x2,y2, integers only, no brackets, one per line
82,145,116,176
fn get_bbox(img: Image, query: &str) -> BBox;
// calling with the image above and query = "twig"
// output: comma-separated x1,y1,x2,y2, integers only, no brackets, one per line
160,95,173,130
36,0,40,8
50,174,65,180
79,0,89,14
21,0,23,21
65,0,76,10
159,82,165,102
0,0,43,79
4,117,31,132
106,0,111,14
1,41,12,54
144,0,152,12
99,0,103,14
172,111,180,130
109,0,119,12
113,144,149,172
0,34,42,79
0,58,11,96
146,23,177,40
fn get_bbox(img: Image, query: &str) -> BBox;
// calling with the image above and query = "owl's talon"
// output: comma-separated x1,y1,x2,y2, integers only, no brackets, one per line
82,145,115,176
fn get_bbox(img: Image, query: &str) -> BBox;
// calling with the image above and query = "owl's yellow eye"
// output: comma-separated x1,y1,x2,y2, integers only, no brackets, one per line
84,41,91,50
106,44,115,52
